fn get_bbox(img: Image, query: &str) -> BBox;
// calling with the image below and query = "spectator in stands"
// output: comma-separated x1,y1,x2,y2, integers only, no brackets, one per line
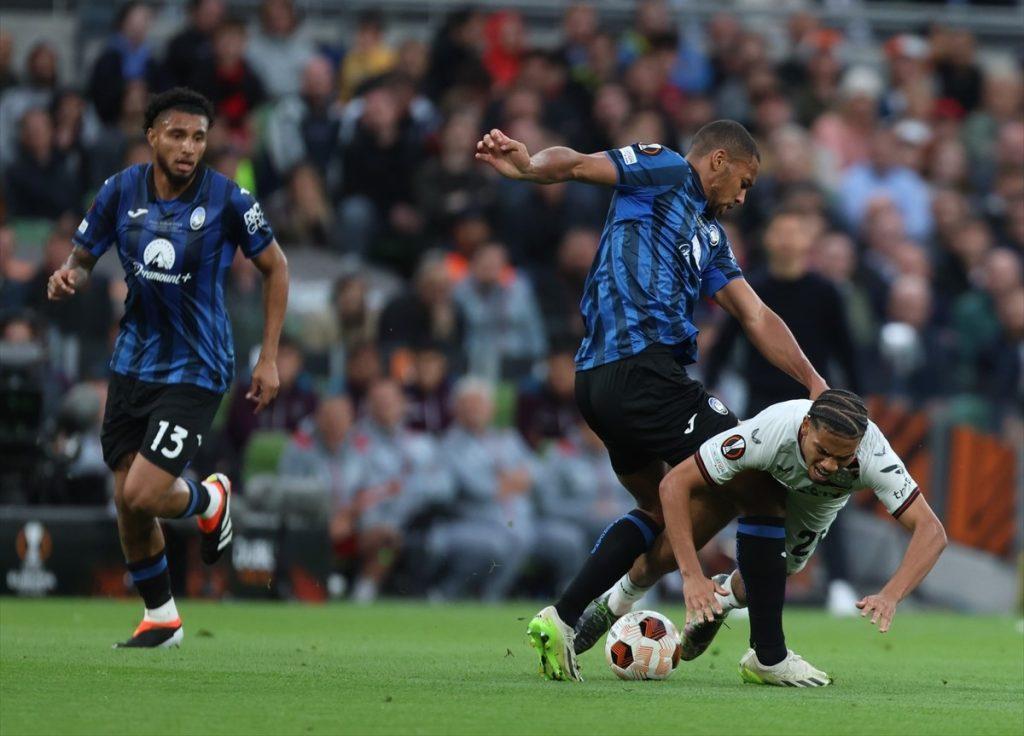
483,10,526,91
87,1,163,126
24,225,113,380
348,379,453,602
0,42,59,169
0,226,32,312
530,227,597,342
338,82,424,259
5,108,81,219
50,89,101,194
276,395,365,565
935,217,995,301
413,111,494,241
329,273,378,356
453,242,546,381
189,17,266,143
429,377,535,600
339,10,396,102
424,7,489,102
934,28,983,114
535,423,632,542
86,79,150,193
336,340,383,415
224,335,318,473
264,55,344,196
515,344,580,450
225,250,265,368
164,0,226,88
839,127,933,242
264,162,334,247
245,0,316,100
875,275,948,405
378,251,466,362
952,248,1023,396
705,208,861,415
404,340,454,434
813,66,882,172
963,66,1023,189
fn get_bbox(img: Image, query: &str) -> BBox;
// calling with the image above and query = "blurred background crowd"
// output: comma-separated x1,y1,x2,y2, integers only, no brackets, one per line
0,0,1021,604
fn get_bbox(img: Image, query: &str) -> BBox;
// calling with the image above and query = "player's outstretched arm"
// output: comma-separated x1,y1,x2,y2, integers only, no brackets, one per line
659,457,727,625
474,128,617,186
857,496,946,633
47,246,97,302
713,279,829,399
248,240,289,414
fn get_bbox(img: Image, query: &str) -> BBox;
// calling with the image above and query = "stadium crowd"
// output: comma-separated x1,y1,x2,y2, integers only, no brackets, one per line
0,0,1021,601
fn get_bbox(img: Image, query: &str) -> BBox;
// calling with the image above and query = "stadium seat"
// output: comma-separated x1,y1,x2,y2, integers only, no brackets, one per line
11,219,53,257
241,430,291,483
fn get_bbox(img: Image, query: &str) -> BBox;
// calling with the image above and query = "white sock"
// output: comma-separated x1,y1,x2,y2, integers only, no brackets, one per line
143,597,179,624
607,573,651,616
714,570,742,611
200,479,223,520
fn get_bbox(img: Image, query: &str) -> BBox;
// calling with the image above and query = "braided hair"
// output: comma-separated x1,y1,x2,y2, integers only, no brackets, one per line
807,389,869,439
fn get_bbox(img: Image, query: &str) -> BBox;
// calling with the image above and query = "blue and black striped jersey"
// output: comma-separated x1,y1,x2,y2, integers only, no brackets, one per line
72,164,274,393
575,143,743,371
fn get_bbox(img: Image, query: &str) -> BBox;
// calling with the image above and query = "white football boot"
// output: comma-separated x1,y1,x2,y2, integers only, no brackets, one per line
739,648,832,687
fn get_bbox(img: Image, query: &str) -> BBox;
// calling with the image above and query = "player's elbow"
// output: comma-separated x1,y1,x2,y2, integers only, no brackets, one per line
933,520,948,552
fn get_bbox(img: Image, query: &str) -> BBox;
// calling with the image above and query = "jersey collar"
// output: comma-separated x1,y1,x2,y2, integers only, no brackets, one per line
145,163,207,204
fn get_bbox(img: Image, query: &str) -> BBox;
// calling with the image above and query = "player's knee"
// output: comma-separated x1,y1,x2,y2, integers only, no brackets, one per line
119,478,161,516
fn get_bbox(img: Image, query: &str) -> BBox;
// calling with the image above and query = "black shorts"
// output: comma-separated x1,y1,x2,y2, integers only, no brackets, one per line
575,344,739,475
101,373,223,476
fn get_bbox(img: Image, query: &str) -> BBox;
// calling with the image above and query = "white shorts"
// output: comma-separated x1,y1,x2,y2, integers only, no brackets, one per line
784,491,849,575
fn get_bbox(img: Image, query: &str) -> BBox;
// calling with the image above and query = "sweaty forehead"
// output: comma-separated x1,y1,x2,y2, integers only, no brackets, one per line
815,426,860,456
736,157,760,181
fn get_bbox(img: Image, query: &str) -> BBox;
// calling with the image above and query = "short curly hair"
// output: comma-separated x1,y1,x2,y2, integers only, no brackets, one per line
143,87,214,132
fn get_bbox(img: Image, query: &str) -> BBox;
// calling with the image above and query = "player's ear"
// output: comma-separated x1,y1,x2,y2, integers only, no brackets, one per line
710,149,727,172
145,126,156,148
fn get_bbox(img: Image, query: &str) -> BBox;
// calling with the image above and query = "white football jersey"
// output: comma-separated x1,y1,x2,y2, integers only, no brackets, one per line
695,400,920,519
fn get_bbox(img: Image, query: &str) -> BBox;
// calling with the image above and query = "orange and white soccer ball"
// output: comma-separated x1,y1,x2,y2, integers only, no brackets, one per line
605,610,683,680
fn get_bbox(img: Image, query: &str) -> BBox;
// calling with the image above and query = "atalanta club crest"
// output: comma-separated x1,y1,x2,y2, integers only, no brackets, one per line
708,225,720,246
190,207,206,230
638,143,663,155
708,397,728,415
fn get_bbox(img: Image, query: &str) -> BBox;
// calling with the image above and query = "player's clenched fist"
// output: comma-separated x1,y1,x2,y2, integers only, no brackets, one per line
47,268,77,301
474,128,532,179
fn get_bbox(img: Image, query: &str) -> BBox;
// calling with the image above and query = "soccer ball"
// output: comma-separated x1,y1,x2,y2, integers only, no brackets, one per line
605,610,682,680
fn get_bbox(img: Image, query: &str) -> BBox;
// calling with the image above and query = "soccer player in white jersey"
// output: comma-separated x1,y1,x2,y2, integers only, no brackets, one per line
575,390,947,687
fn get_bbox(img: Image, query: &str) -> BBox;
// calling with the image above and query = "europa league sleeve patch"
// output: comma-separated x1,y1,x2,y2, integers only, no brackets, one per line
721,434,746,460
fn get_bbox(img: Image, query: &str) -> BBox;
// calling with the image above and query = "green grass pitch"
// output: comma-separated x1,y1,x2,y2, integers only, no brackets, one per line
1,598,1022,735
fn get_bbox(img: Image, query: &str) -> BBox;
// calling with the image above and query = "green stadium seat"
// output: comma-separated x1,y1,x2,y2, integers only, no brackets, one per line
242,429,290,482
11,218,53,259
494,381,517,428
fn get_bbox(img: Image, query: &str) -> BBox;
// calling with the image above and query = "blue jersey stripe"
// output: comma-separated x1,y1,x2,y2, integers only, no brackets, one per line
575,147,743,371
87,164,274,393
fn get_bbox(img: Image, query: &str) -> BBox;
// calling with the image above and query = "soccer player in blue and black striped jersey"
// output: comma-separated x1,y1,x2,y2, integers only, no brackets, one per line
47,88,289,648
477,122,829,681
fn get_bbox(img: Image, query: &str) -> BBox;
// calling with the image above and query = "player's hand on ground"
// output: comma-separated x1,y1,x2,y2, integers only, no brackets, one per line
681,572,727,625
47,268,77,301
856,592,897,633
475,128,531,179
246,355,280,414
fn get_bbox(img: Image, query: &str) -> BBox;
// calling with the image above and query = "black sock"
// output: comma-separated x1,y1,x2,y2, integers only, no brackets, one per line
554,510,662,627
736,516,787,666
127,550,173,611
176,478,211,518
